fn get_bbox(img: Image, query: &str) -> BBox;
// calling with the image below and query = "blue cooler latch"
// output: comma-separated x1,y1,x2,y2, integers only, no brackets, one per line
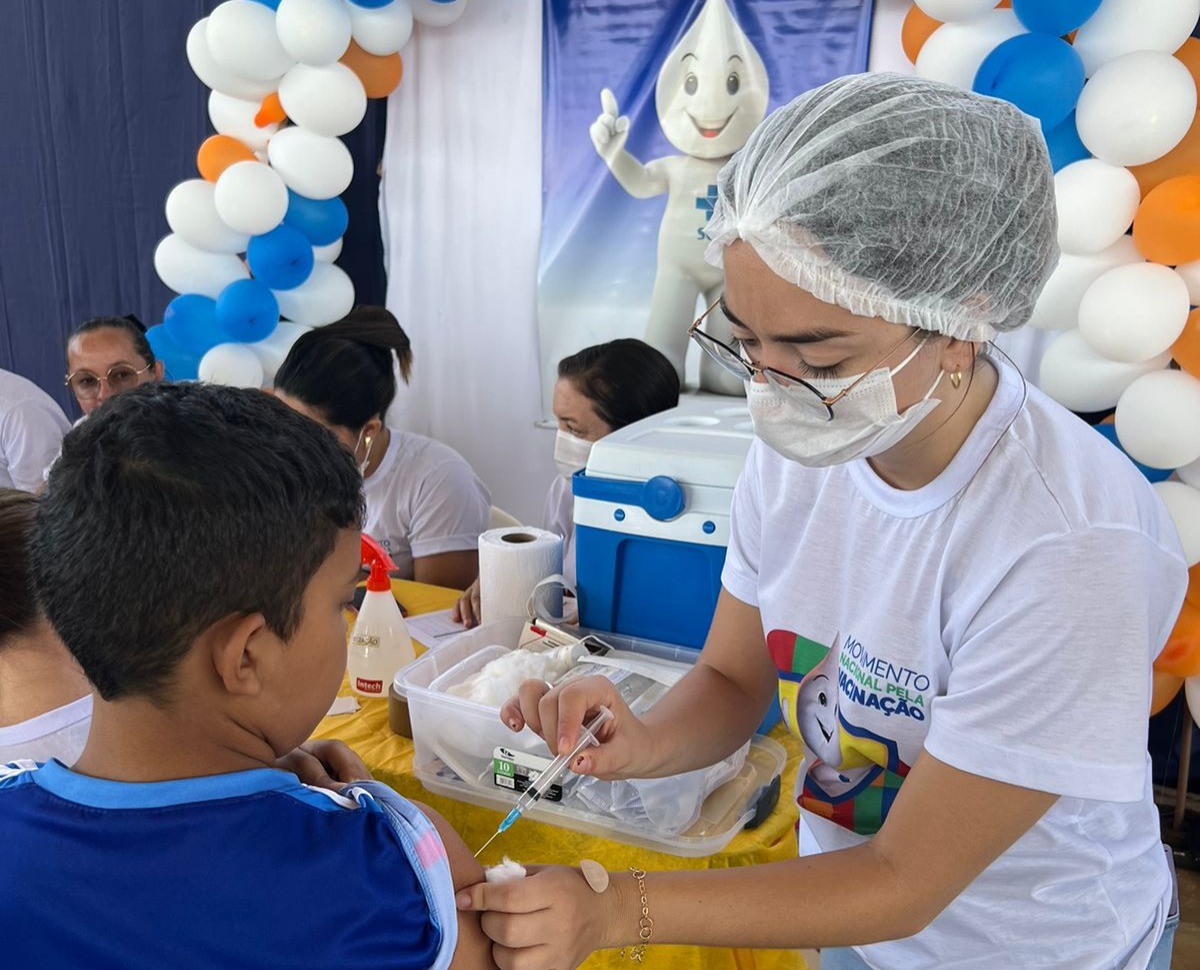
574,472,685,521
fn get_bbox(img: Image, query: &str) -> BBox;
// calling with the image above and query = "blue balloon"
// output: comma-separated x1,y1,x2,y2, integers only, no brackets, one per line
146,324,199,382
1092,423,1173,483
215,279,279,344
1041,111,1090,172
247,0,282,8
346,0,393,7
974,34,1085,129
1013,0,1103,37
247,225,315,291
283,190,349,247
163,294,222,356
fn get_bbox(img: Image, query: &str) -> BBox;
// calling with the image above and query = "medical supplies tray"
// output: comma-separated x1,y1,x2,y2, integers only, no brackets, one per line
395,617,786,857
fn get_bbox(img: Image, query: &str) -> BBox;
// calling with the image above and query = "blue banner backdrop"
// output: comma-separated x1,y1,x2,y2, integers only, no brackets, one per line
539,0,874,401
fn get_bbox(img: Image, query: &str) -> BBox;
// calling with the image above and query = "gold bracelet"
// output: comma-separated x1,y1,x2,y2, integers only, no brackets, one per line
619,866,654,962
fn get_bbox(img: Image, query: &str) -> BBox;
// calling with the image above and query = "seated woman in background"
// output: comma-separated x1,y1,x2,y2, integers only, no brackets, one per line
65,315,163,418
275,306,491,590
454,338,679,626
0,490,92,763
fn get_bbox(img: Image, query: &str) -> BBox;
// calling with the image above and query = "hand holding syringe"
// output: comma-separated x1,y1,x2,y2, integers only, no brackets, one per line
474,706,613,857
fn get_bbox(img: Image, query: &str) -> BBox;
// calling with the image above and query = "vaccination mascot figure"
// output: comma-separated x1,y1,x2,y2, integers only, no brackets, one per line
589,0,769,393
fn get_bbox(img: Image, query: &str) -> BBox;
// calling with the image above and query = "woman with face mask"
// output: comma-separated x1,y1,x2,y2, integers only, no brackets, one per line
453,339,679,627
460,74,1188,970
274,307,491,591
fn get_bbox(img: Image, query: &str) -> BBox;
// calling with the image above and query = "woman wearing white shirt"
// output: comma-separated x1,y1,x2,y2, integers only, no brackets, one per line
454,338,679,626
275,307,491,590
462,74,1187,970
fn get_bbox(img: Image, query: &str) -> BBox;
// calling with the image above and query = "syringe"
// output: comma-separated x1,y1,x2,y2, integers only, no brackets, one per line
474,706,613,858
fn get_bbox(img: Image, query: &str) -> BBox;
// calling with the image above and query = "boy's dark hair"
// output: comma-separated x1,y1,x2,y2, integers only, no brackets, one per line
31,383,364,703
557,338,681,431
273,306,413,430
70,315,155,369
0,489,39,645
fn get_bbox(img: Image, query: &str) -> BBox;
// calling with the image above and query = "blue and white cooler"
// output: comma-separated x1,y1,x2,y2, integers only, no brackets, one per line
572,395,754,650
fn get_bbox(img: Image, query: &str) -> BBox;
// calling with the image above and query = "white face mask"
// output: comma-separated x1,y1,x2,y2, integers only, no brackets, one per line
746,338,944,467
554,430,594,478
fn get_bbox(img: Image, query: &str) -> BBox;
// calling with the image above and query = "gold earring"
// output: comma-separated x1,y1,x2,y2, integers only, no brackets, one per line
950,370,963,390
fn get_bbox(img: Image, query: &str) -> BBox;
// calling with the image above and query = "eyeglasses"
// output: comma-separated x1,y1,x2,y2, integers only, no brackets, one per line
65,362,154,400
687,296,921,421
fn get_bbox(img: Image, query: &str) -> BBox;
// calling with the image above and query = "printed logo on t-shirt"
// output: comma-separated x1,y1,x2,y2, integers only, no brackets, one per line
768,629,926,836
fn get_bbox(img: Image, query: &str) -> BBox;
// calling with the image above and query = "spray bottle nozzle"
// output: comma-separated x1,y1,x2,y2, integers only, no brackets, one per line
361,534,399,592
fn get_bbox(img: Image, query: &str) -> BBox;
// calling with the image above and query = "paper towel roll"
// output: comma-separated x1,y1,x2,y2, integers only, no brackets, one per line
479,527,563,623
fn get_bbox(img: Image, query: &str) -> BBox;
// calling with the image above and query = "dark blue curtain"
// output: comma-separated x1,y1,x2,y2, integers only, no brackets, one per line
0,1,386,417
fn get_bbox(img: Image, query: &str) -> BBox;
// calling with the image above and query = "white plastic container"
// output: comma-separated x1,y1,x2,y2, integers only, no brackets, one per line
349,555,415,697
394,618,786,857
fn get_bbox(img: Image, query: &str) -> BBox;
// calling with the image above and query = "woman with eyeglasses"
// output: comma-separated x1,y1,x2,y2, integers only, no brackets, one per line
274,306,491,590
65,316,163,418
460,74,1188,970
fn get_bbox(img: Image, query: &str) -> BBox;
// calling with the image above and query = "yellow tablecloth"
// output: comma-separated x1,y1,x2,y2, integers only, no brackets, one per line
313,580,808,970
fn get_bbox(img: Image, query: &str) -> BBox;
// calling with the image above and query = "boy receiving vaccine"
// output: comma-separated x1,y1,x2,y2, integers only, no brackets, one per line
0,383,493,970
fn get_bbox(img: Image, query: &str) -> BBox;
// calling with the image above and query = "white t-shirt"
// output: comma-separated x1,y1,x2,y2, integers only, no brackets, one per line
722,357,1187,969
0,694,92,765
542,473,576,585
0,370,70,492
363,430,491,579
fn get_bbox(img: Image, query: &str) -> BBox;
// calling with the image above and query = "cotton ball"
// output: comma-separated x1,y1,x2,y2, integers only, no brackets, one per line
485,858,527,883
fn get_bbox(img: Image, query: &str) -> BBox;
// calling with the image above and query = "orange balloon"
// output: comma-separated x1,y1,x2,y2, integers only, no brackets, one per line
340,41,403,99
1151,669,1184,715
1129,39,1200,197
255,92,287,128
901,6,941,65
1173,308,1200,378
1131,174,1200,265
197,135,255,182
1188,562,1200,608
1154,598,1200,678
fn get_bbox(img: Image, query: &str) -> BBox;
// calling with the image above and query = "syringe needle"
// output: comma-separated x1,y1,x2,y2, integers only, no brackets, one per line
473,828,503,859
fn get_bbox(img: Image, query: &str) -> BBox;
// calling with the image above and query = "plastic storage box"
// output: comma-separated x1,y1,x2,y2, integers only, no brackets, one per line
394,617,786,857
572,395,754,649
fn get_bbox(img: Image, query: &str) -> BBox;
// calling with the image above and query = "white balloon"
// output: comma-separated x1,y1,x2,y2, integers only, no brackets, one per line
165,180,250,255
1039,329,1170,413
1076,51,1196,167
278,63,367,137
154,234,250,300
913,0,996,21
1078,263,1190,363
1153,481,1200,566
267,126,354,200
347,0,414,56
207,0,295,81
409,0,467,28
1072,0,1200,76
1176,260,1200,306
1028,236,1142,331
1187,676,1200,730
199,343,266,389
914,10,1024,91
274,262,355,325
250,321,313,383
1179,455,1200,490
313,237,343,262
213,161,290,236
275,0,353,66
1053,160,1141,256
1115,369,1200,469
208,91,279,152
186,19,277,101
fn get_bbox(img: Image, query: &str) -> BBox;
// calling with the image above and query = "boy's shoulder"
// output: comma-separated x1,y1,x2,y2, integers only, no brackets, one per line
0,765,459,970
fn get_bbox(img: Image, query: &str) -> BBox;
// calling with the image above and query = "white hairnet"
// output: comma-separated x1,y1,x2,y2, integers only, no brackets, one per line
705,73,1059,341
